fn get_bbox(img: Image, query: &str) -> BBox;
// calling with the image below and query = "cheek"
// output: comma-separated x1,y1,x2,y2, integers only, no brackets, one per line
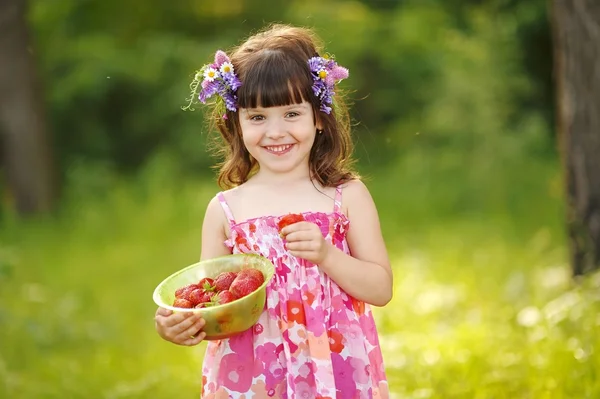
240,124,259,145
302,129,317,147
241,131,262,158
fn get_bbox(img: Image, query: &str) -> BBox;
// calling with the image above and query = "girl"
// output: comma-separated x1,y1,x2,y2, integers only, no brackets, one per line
155,24,393,398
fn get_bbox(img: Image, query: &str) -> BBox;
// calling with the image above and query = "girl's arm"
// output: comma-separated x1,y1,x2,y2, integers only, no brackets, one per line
320,180,393,306
154,195,230,346
284,180,393,306
200,195,233,260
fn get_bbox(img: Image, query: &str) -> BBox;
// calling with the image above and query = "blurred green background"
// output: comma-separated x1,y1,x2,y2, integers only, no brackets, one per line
1,0,599,398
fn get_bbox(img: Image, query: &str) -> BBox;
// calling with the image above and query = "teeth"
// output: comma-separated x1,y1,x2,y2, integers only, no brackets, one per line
266,144,292,152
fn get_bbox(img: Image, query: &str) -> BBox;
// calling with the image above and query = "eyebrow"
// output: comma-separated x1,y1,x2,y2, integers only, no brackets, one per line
246,103,309,112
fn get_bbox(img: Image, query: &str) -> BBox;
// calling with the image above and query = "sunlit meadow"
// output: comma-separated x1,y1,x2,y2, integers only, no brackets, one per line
0,155,598,399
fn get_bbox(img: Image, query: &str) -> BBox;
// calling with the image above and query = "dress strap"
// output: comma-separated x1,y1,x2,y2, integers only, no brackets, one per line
216,192,236,225
333,184,343,213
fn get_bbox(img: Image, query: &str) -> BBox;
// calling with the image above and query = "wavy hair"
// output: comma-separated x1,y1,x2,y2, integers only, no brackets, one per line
206,24,358,189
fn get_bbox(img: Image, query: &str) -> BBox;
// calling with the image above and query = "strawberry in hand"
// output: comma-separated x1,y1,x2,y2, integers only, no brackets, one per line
278,213,305,238
280,220,332,265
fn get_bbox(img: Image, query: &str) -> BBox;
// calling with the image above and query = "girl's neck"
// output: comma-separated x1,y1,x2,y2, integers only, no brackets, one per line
251,167,312,187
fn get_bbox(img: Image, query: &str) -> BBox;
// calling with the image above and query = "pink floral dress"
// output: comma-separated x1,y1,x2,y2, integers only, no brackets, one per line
201,185,389,398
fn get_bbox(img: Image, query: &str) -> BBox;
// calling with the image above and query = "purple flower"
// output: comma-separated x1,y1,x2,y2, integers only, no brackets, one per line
222,72,242,91
199,80,219,103
308,57,324,72
326,65,349,86
222,92,238,112
307,56,349,115
214,50,229,67
195,50,241,112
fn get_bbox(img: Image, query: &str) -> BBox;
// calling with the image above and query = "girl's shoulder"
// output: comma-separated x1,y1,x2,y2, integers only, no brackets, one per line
338,178,372,199
336,178,378,215
217,183,249,203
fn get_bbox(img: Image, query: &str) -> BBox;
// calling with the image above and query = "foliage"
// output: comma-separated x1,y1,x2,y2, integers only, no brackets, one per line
25,0,553,183
0,155,597,398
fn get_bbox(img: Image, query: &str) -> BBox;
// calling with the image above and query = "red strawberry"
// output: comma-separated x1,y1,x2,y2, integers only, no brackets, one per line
197,277,215,292
238,268,265,285
277,213,305,231
199,290,214,304
192,290,215,308
229,275,262,298
215,290,237,305
175,283,198,298
213,271,238,292
187,288,205,306
172,298,193,308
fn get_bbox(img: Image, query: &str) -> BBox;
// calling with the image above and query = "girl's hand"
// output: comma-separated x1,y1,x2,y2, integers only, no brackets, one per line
154,307,207,346
281,221,331,264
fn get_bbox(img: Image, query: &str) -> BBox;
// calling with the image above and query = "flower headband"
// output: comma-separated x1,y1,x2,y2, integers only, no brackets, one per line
184,50,349,115
183,50,241,113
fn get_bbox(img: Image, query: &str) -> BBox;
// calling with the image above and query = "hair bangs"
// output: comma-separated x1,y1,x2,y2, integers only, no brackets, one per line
237,50,314,109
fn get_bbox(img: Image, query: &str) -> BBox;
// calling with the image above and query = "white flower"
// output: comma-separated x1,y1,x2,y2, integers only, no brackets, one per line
220,62,234,75
203,67,218,82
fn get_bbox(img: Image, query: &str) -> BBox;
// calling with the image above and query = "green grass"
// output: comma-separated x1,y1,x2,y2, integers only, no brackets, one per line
0,159,598,398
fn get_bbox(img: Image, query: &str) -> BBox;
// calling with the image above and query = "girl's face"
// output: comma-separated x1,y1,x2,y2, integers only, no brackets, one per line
239,101,320,177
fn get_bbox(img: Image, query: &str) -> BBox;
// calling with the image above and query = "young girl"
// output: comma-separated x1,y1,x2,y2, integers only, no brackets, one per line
155,24,393,398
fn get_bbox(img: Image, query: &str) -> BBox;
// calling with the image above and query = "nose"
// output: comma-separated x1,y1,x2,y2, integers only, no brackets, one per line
264,119,286,140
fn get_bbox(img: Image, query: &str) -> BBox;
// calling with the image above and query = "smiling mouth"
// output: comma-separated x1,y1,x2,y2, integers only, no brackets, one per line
263,144,295,155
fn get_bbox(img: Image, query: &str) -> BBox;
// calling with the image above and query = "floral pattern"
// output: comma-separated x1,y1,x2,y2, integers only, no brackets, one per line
201,186,389,398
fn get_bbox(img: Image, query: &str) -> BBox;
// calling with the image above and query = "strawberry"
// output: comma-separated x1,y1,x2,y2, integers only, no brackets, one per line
229,275,262,298
198,290,214,304
213,271,238,292
215,290,237,305
238,268,265,285
175,283,198,299
197,277,216,292
173,298,193,308
199,290,237,308
277,213,305,231
187,288,205,306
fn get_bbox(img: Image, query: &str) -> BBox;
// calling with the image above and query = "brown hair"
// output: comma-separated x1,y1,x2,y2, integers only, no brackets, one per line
207,24,358,189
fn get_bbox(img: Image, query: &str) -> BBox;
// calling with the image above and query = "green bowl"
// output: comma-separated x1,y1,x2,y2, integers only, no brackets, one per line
153,254,275,340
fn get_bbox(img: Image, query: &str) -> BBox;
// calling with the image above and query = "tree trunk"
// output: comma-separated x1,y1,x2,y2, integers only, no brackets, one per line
0,0,56,215
551,0,600,275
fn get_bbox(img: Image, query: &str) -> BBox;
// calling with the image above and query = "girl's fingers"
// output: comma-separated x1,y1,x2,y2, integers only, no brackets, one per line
288,250,318,262
155,307,172,317
281,221,317,236
176,318,206,343
182,331,207,346
286,240,319,251
174,314,204,335
284,230,318,243
159,311,193,328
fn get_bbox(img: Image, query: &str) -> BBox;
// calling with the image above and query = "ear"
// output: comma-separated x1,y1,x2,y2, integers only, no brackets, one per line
315,116,324,131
